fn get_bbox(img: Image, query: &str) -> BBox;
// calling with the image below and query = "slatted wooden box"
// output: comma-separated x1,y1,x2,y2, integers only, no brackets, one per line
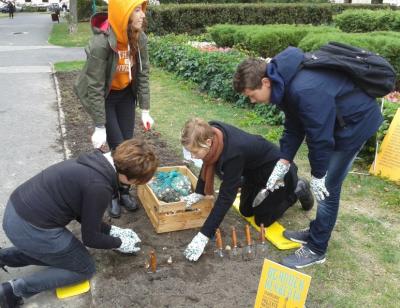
137,166,214,233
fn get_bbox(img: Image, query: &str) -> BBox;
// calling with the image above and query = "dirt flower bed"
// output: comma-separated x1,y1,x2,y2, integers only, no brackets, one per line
57,71,284,308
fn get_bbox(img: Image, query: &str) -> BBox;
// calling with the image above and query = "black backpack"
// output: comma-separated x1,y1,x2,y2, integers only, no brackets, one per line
301,41,397,98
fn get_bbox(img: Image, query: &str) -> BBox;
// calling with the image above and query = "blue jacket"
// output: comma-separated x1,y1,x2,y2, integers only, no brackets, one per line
267,47,383,178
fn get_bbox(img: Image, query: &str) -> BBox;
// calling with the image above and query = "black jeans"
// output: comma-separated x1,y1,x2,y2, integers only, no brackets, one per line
239,163,298,227
105,86,136,150
1,202,95,298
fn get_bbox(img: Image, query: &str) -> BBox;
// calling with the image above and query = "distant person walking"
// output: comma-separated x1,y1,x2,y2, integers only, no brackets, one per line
8,1,15,19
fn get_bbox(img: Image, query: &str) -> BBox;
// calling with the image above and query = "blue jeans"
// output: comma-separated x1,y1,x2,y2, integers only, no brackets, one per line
1,202,96,298
307,147,361,255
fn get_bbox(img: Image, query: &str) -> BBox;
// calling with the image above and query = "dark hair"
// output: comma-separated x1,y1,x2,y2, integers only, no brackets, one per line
233,58,268,93
113,138,158,184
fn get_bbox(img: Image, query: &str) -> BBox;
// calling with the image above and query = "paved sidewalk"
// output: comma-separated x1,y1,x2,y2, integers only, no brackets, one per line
0,13,91,307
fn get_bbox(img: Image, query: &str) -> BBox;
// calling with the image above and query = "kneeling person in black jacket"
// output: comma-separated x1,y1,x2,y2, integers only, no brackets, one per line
0,139,158,307
180,118,313,262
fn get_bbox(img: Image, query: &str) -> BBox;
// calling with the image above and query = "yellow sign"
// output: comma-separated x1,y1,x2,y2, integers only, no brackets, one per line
254,259,311,308
370,108,400,183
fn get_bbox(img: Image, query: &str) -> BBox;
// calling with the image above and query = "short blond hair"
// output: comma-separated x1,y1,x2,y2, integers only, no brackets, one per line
181,118,214,149
113,138,158,184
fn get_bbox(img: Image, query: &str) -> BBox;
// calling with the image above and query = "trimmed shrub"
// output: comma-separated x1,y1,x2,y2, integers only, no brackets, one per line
209,24,339,57
334,9,400,33
146,4,333,35
331,3,396,15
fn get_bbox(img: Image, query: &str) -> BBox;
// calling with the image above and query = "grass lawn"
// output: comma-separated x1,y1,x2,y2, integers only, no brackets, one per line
55,47,399,308
48,21,91,47
54,61,85,72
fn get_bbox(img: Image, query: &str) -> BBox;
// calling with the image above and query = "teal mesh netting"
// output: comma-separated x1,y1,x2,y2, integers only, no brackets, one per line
149,170,192,203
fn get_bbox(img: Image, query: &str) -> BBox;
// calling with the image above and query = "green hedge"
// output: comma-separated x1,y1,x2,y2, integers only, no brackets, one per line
147,4,333,35
330,3,396,14
21,5,47,12
148,35,284,124
209,24,339,57
334,9,400,32
208,24,400,85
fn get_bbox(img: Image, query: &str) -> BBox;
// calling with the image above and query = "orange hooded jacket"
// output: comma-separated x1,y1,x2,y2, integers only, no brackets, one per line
108,0,147,90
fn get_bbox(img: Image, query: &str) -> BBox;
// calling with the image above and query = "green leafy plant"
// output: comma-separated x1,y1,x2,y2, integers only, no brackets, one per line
149,35,285,125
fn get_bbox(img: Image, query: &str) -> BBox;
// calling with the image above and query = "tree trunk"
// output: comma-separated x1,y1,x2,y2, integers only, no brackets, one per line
69,0,78,34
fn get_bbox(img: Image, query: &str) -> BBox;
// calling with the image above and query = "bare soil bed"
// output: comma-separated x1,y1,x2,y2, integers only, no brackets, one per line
57,71,284,308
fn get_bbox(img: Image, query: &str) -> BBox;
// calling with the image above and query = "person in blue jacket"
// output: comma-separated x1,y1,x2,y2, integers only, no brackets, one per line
233,47,383,269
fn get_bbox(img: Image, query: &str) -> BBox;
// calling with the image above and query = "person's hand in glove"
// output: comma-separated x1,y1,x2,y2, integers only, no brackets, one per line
115,235,141,254
91,126,107,149
265,159,290,192
310,174,330,201
109,225,141,244
182,193,204,209
184,232,209,261
141,110,154,131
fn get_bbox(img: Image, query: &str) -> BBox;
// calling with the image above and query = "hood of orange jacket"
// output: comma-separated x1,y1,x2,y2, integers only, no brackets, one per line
108,0,147,45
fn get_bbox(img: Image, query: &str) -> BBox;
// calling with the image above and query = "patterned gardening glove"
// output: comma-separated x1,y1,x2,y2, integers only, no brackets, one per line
182,193,204,209
141,110,154,131
115,235,141,254
310,174,330,201
91,126,107,149
184,232,209,262
265,160,290,192
109,225,141,245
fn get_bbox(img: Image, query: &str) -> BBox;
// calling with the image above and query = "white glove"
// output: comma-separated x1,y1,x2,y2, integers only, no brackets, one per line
115,235,141,254
91,126,107,149
310,174,330,201
184,232,209,262
141,110,154,130
109,225,141,244
182,193,204,209
266,160,290,192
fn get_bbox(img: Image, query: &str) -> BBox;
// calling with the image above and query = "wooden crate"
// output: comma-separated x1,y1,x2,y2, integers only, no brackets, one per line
137,166,214,233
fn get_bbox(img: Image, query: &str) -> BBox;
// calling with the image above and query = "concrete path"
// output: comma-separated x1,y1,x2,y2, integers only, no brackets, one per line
0,13,90,307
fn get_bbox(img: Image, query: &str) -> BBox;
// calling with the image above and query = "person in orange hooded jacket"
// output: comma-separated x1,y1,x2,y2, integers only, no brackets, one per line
75,0,153,218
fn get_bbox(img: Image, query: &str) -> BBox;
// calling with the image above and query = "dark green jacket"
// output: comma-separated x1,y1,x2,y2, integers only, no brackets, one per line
74,13,150,126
